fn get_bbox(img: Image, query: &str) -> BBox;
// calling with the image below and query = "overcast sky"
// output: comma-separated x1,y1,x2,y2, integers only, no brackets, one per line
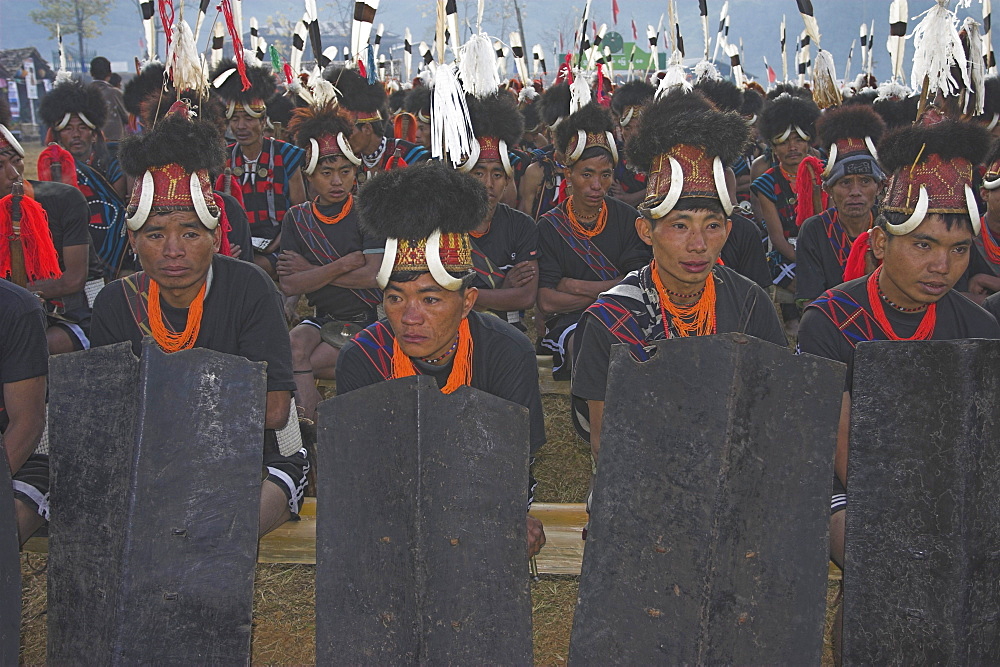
0,0,986,84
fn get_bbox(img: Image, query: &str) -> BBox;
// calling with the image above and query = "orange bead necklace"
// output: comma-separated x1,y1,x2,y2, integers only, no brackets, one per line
148,280,206,353
312,195,353,225
390,318,474,394
566,197,608,238
650,260,717,338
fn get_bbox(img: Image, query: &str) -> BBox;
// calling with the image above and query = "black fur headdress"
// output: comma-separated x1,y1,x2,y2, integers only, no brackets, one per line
118,110,225,177
626,90,749,172
124,63,169,117
286,103,356,150
759,94,820,143
554,102,613,156
324,67,387,114
404,86,431,117
817,104,886,151
693,78,743,113
468,93,524,146
539,83,570,127
766,84,813,101
878,119,989,175
610,80,655,115
978,75,1000,124
266,94,297,125
357,162,487,239
39,79,107,130
210,58,276,104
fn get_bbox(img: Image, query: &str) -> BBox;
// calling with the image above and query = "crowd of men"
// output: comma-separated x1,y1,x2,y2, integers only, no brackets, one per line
5,35,1000,658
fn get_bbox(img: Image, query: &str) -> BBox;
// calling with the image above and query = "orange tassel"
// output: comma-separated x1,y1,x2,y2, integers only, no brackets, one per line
0,194,63,282
390,318,473,394
37,144,78,188
393,112,418,143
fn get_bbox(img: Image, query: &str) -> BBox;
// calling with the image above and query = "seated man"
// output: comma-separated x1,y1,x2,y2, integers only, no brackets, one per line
537,100,650,379
573,88,786,482
279,99,383,421
336,163,546,558
798,117,1000,660
796,105,886,307
0,97,92,355
91,104,308,537
212,59,307,278
39,77,129,278
2,280,49,545
461,93,540,330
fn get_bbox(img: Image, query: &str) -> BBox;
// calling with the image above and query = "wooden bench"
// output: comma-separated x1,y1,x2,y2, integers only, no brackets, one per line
23,500,842,580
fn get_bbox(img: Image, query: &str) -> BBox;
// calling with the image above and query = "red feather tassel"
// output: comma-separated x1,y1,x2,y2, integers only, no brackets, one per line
0,194,63,281
213,173,245,208
842,230,874,281
212,193,233,257
795,155,827,226
37,144,78,188
220,0,252,91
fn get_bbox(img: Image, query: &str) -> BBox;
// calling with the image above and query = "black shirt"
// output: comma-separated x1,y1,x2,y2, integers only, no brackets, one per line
572,264,787,403
0,281,48,432
470,203,541,322
31,179,94,308
90,254,295,393
279,199,383,320
336,309,546,454
722,212,771,289
537,196,651,314
799,276,1000,387
795,209,858,303
219,192,254,263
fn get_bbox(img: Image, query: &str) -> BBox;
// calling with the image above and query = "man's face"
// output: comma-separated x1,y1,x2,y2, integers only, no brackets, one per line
414,119,431,149
826,174,880,219
348,122,377,155
618,115,641,144
384,273,477,360
636,207,731,291
981,183,1000,219
469,159,509,211
564,154,615,209
229,109,265,148
771,134,809,170
307,156,357,206
872,214,973,306
0,150,24,197
129,211,220,292
57,115,97,161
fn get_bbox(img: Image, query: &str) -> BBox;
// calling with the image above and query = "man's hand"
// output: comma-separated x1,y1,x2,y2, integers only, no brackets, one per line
608,181,623,198
502,261,536,289
527,514,546,558
276,250,314,277
338,251,367,272
967,272,1000,296
228,244,242,259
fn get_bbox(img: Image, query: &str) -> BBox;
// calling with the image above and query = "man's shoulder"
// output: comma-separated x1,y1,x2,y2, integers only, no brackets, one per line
715,263,764,295
605,195,640,220
468,311,534,357
212,253,275,288
941,290,1000,337
495,203,535,228
29,179,87,205
797,211,829,237
0,280,45,317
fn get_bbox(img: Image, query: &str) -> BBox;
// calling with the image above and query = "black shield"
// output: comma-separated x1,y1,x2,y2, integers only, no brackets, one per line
47,339,266,665
844,340,1000,665
570,333,845,664
0,453,19,665
315,375,533,665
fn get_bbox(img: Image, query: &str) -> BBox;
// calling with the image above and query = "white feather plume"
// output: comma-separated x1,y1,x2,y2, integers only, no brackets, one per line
430,63,475,167
875,80,912,101
811,49,842,109
167,20,208,96
910,0,970,100
569,70,592,114
655,51,691,99
694,59,721,82
458,32,500,98
963,17,985,115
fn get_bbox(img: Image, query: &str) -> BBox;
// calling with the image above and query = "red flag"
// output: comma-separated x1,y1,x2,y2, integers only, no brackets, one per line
612,0,620,25
766,64,777,84
631,19,638,41
560,32,564,53
592,20,597,39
